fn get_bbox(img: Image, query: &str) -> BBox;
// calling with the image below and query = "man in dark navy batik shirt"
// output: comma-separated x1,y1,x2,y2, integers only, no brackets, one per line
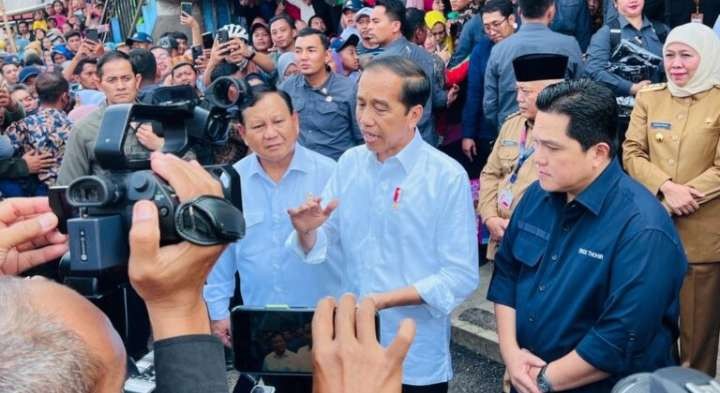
487,80,687,393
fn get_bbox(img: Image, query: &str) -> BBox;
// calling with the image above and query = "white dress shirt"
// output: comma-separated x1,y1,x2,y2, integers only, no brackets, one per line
204,144,341,320
289,131,480,385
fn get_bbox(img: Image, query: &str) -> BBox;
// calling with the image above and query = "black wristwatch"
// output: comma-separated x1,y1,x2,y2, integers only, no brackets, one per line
536,366,554,393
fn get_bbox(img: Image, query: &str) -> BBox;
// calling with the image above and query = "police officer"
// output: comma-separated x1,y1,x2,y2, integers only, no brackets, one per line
279,28,361,160
489,79,686,393
478,53,567,261
623,23,720,376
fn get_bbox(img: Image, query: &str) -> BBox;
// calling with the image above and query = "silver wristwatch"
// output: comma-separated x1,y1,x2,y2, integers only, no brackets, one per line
537,366,554,393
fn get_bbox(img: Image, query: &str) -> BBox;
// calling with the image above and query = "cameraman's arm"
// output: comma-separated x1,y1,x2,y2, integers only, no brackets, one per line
129,153,228,393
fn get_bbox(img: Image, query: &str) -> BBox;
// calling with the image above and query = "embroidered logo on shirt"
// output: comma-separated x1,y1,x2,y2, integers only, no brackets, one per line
578,248,604,261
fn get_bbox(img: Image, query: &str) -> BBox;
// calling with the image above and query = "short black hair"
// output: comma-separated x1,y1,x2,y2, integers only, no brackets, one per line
1,63,17,73
308,15,326,27
64,30,81,41
169,31,189,42
97,50,134,79
24,53,44,66
128,48,157,81
35,72,69,104
482,0,515,17
375,0,406,29
535,79,618,158
296,27,330,50
237,85,294,125
17,21,28,28
269,14,295,30
9,83,30,94
363,56,429,112
403,8,425,40
518,0,554,19
73,58,97,76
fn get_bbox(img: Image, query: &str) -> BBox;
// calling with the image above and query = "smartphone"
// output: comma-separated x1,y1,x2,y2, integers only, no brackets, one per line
191,46,202,61
201,31,214,49
231,306,380,376
180,1,192,16
85,28,99,42
217,29,229,44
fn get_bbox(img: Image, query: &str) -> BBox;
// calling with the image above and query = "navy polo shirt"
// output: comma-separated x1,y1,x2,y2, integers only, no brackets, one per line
487,159,687,392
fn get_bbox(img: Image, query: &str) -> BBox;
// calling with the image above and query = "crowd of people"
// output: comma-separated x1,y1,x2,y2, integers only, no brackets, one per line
0,0,719,392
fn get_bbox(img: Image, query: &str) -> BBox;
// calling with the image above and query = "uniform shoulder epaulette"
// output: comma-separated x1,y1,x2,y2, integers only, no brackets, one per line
639,83,667,93
504,111,521,122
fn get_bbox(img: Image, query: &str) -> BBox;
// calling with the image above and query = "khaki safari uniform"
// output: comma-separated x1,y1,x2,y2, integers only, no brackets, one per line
623,83,720,376
478,113,538,260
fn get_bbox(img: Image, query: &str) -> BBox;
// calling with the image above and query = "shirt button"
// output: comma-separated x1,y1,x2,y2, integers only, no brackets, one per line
562,225,570,232
529,316,535,323
677,113,685,120
551,254,558,261
672,136,679,142
668,159,675,165
538,285,545,292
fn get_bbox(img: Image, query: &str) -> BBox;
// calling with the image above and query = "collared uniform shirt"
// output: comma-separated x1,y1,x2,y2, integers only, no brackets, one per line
488,160,687,392
289,131,479,385
623,84,720,263
586,15,665,97
484,23,584,131
263,350,301,372
203,144,341,320
280,73,362,160
477,113,537,259
5,107,73,185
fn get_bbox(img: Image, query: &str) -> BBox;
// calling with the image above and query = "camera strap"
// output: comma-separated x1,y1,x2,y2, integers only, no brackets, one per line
175,195,246,245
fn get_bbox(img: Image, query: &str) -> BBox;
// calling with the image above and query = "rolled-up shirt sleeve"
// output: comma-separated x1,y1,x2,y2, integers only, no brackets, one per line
413,173,480,317
575,228,686,374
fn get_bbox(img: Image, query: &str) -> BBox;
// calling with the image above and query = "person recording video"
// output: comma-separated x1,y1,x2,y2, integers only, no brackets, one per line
0,153,229,393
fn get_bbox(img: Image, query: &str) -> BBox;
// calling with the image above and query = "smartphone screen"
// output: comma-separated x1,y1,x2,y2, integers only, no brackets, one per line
230,307,380,376
217,29,229,44
180,1,192,15
201,32,214,49
191,46,202,61
86,29,99,42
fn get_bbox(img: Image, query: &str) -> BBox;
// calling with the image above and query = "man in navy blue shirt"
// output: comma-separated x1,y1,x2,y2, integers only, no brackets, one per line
487,80,687,393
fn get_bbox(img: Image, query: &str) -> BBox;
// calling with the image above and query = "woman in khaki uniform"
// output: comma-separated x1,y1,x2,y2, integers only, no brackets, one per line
623,23,720,376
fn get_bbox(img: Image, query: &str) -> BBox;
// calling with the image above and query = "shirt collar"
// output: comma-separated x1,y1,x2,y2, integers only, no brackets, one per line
372,129,423,174
571,158,623,215
518,22,548,32
384,36,410,50
302,71,334,91
248,143,310,181
617,14,653,30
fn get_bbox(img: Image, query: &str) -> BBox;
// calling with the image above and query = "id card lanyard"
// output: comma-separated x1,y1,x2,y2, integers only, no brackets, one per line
498,125,535,210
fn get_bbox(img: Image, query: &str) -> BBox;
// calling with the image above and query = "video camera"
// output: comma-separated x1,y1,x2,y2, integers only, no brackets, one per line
48,84,248,296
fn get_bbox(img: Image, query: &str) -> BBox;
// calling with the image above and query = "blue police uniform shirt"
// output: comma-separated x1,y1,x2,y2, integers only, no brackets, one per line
488,159,687,392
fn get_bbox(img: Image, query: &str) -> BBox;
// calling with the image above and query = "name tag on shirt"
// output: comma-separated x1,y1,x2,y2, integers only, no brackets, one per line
650,122,672,130
500,139,518,146
578,247,604,261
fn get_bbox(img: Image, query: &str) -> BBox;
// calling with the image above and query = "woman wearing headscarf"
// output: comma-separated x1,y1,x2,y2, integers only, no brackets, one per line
623,23,720,377
424,10,454,63
275,52,299,86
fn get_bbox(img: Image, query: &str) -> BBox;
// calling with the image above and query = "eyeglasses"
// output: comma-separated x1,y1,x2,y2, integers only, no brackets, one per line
483,17,508,32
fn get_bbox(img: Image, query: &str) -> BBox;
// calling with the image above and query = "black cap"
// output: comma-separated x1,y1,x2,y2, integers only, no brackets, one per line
512,53,568,82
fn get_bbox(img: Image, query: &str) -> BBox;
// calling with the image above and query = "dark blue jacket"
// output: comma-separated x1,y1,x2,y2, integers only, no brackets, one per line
461,36,494,140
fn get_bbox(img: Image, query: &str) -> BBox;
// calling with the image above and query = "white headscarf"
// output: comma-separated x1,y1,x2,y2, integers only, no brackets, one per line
663,23,720,97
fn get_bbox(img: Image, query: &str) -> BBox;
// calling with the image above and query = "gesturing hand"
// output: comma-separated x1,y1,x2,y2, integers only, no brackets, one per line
312,294,416,393
0,197,68,276
287,196,338,235
23,150,55,173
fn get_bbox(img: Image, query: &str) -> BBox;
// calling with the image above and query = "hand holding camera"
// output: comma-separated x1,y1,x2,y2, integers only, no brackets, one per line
129,152,227,340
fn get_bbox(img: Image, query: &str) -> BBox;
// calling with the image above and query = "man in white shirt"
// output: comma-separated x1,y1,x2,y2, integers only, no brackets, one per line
203,86,341,345
287,56,479,393
263,333,301,372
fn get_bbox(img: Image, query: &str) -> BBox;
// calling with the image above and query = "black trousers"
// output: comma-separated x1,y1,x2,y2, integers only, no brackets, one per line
402,382,449,393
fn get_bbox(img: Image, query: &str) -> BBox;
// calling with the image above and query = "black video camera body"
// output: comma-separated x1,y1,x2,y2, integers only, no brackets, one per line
50,89,246,295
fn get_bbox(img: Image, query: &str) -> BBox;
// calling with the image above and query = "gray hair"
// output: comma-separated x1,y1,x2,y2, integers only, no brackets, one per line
0,276,103,393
